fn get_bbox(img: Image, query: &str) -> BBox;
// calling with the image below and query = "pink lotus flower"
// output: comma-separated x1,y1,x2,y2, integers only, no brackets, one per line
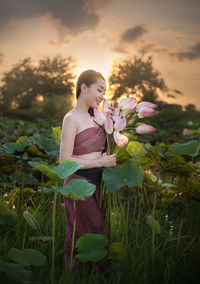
114,116,126,131
137,107,158,118
118,97,137,110
136,124,157,134
93,108,106,125
137,102,158,110
113,130,129,146
182,128,188,135
118,97,137,115
105,114,114,134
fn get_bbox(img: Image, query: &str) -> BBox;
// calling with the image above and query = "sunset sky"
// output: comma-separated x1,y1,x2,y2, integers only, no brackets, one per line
0,0,200,109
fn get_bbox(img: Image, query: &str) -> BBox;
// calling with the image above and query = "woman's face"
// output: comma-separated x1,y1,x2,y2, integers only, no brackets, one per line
85,78,106,108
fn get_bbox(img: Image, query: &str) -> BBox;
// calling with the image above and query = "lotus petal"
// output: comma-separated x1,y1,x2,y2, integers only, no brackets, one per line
113,130,129,146
114,116,126,131
105,115,113,134
93,108,106,125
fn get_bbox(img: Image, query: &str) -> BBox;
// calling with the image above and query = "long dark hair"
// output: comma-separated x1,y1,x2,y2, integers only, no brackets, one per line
76,69,105,116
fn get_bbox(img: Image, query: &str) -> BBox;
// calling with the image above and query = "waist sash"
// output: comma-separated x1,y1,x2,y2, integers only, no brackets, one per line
75,167,104,184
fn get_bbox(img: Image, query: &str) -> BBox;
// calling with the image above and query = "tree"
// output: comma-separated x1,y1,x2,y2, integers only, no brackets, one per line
108,56,168,101
185,104,196,112
141,90,158,103
0,55,76,121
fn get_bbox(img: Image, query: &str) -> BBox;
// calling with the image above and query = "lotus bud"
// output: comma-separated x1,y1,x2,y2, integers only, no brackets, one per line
135,124,157,134
137,107,158,118
182,128,188,135
137,102,158,110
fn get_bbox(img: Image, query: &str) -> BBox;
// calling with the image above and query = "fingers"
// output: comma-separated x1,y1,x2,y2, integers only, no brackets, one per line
101,153,116,166
109,154,116,166
108,105,115,115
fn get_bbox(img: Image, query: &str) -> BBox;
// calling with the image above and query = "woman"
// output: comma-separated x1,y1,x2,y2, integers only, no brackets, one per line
59,69,116,267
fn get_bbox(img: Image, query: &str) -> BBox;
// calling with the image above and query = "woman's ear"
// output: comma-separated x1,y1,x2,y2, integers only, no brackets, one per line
81,83,87,93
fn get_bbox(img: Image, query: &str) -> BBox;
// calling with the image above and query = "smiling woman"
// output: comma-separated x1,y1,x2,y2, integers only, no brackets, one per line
59,69,116,268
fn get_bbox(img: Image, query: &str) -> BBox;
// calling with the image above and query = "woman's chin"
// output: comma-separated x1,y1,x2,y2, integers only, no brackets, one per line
94,102,99,108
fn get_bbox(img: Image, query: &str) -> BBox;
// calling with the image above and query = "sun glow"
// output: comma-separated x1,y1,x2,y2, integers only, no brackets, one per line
74,65,111,85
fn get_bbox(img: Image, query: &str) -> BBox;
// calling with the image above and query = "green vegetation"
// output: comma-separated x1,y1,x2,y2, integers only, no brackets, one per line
0,54,200,283
0,116,200,284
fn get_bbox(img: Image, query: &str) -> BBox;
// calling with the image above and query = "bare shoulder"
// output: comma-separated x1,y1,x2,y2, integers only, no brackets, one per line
62,110,79,135
60,110,80,160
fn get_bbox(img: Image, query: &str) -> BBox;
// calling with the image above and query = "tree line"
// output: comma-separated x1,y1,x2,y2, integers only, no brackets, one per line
0,54,195,122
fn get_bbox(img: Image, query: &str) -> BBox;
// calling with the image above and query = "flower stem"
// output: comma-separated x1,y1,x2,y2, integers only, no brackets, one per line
70,201,76,267
106,133,111,155
51,183,58,284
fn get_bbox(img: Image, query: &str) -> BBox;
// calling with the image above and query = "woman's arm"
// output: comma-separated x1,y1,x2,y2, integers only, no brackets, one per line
59,113,116,169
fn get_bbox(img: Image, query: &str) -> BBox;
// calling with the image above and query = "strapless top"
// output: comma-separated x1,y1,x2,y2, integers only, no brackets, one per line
73,125,107,155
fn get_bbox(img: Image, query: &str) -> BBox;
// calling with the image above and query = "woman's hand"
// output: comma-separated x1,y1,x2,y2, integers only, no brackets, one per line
99,152,116,167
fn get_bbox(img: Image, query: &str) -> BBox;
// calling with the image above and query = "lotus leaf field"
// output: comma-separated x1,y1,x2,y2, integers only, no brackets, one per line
0,116,200,284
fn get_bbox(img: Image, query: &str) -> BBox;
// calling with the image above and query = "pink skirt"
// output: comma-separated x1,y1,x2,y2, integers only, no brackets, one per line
63,169,107,267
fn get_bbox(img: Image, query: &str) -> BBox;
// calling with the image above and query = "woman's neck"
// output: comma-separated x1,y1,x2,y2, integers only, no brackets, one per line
74,99,90,115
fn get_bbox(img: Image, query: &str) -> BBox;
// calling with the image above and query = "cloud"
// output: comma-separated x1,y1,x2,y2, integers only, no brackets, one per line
121,25,148,43
138,40,167,55
170,41,200,61
83,0,115,12
112,24,148,55
112,45,128,54
0,0,111,35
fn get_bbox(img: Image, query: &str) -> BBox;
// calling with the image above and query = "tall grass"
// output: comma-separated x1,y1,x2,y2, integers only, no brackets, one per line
1,192,199,284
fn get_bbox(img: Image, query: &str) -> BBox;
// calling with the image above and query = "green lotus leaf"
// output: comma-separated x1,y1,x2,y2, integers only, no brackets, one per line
51,126,61,143
76,233,108,263
114,144,130,164
10,173,38,185
52,160,83,179
0,204,18,225
8,248,46,267
57,179,96,200
2,137,32,154
126,141,147,158
2,142,26,154
123,132,136,141
169,140,199,157
16,136,28,144
0,258,33,282
102,160,144,193
26,145,44,157
146,215,161,234
137,157,152,170
29,162,60,180
31,135,60,158
29,160,82,181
